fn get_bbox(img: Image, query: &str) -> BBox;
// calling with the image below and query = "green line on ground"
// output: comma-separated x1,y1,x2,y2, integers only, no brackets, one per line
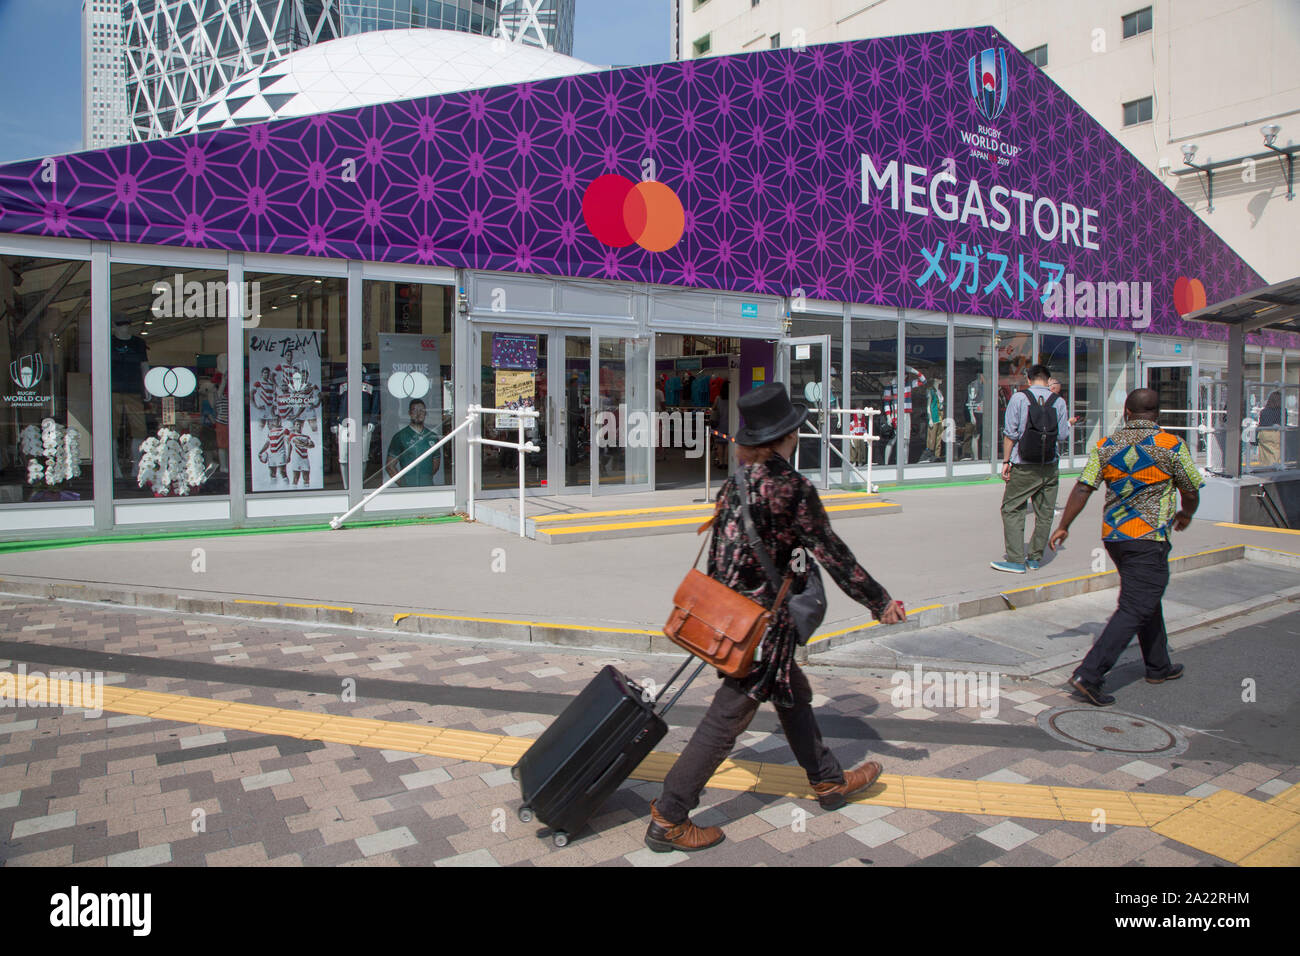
0,514,463,555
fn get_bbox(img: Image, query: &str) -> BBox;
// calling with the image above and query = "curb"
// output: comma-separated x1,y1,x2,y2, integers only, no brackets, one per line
803,544,1247,656
0,542,1290,664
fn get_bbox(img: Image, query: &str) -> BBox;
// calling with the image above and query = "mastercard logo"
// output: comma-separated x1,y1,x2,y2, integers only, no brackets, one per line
581,174,685,252
1173,276,1207,316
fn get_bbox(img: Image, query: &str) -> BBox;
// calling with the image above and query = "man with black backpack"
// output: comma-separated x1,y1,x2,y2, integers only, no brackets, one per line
992,364,1071,573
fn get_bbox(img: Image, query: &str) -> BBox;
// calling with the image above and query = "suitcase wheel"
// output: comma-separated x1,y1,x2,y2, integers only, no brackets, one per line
552,832,569,848
510,765,520,781
517,806,533,823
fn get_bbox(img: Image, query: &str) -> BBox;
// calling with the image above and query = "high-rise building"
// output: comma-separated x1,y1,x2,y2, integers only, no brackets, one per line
669,0,1300,285
120,1,340,142
339,0,575,52
86,0,576,146
82,0,131,149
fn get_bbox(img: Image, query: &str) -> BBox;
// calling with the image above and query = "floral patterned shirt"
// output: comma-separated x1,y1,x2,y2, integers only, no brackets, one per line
1078,419,1204,542
706,453,893,707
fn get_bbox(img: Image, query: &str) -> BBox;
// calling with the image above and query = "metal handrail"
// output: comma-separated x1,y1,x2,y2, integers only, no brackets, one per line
330,404,541,537
795,407,880,492
330,414,472,530
468,404,541,537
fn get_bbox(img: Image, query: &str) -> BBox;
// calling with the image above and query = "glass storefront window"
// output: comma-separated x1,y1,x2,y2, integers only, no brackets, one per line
1074,335,1104,455
244,272,347,494
953,326,993,462
110,263,230,499
1106,338,1136,431
849,318,898,467
361,281,454,489
1,255,93,504
904,322,946,464
995,326,1033,454
1038,332,1072,457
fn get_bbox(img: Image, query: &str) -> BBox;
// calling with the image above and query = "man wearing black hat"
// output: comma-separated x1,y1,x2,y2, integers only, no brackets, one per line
647,382,906,853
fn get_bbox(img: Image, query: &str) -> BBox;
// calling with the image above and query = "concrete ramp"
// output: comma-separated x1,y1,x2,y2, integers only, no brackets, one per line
807,549,1300,678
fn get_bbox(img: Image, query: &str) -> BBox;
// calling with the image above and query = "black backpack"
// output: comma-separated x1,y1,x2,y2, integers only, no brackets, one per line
1016,389,1061,464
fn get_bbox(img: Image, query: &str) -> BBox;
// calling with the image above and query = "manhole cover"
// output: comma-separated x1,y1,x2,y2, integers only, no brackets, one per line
1037,706,1188,756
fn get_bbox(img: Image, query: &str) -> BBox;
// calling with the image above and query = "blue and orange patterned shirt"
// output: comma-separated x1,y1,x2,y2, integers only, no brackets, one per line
1078,419,1204,542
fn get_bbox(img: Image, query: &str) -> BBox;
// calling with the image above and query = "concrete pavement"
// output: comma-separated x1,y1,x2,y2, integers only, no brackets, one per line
0,481,1298,670
1,596,1296,867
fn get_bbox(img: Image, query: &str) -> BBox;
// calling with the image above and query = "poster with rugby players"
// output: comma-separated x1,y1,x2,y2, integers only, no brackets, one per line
247,330,323,492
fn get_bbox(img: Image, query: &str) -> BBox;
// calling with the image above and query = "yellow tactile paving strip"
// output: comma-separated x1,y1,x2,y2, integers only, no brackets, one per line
8,672,1296,864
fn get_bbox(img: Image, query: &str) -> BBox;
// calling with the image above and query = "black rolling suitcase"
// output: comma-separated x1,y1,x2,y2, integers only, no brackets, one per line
512,656,707,847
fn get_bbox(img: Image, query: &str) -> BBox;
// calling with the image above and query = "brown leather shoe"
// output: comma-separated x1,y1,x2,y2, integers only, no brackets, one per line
812,760,883,810
645,800,725,853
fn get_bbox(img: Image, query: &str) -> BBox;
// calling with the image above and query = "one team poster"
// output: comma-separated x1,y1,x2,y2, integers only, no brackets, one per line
247,330,323,492
379,333,443,485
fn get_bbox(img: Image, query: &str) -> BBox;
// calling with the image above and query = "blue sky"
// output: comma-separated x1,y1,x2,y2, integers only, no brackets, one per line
0,0,671,164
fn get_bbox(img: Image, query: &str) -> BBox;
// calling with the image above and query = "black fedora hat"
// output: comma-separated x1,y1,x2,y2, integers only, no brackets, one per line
734,382,807,445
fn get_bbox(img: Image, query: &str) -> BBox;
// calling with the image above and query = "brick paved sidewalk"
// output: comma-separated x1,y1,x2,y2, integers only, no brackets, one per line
1,599,1296,866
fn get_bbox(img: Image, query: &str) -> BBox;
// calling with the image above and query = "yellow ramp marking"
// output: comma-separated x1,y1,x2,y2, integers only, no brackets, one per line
1216,522,1300,536
390,611,658,636
806,604,945,644
1002,569,1114,596
532,492,881,524
540,502,894,535
7,671,1293,863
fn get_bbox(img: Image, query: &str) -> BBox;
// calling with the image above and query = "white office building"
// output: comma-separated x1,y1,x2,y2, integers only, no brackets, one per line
672,0,1300,286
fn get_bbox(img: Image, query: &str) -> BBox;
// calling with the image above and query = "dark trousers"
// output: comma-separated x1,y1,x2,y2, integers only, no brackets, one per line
1074,539,1175,685
656,663,843,824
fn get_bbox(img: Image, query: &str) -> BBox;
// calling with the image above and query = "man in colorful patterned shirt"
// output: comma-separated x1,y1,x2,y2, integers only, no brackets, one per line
1049,388,1203,706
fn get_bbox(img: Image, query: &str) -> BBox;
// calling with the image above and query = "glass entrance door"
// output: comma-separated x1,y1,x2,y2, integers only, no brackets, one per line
781,335,831,487
1144,362,1195,450
476,327,592,497
593,333,651,495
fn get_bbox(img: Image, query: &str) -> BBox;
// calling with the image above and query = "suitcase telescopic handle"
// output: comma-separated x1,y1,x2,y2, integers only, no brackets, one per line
657,656,709,717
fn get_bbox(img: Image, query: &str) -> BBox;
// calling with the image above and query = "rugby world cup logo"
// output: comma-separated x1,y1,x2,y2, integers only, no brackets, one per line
968,48,1009,121
10,354,43,389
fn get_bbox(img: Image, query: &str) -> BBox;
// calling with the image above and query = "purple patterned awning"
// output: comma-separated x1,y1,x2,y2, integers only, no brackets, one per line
0,27,1284,344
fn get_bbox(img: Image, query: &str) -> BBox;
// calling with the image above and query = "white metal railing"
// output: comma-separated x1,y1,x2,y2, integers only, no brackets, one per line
329,415,470,531
1156,407,1227,470
329,404,540,537
467,404,541,537
794,407,881,493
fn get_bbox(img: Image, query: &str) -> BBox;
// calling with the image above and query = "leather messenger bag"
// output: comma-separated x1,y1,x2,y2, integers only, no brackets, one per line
663,494,793,680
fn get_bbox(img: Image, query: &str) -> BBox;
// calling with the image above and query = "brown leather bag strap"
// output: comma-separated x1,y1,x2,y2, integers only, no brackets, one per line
691,496,725,569
771,574,795,614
